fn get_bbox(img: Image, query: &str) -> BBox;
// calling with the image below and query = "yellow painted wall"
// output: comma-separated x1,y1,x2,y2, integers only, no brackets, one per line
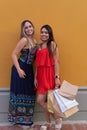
0,0,87,87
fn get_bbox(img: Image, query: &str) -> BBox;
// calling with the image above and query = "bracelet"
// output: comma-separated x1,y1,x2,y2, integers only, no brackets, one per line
55,75,60,79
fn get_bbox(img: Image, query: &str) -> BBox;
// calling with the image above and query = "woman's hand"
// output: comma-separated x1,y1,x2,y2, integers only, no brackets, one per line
17,68,26,78
34,77,38,89
55,78,61,89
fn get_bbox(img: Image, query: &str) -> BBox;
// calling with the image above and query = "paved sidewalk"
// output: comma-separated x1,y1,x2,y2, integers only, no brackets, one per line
0,123,87,130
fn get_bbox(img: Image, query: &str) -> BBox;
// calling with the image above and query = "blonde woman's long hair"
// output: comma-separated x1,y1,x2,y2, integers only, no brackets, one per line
20,20,35,49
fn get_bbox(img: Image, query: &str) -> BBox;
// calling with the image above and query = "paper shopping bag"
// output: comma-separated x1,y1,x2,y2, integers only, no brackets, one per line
59,80,79,100
53,89,79,113
47,90,79,118
63,106,79,118
47,90,54,113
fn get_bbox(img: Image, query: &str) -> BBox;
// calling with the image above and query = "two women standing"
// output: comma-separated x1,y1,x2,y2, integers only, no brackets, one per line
8,20,62,130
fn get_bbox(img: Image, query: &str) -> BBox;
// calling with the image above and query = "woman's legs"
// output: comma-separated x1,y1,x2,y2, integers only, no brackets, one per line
37,94,62,129
37,94,51,124
53,113,62,130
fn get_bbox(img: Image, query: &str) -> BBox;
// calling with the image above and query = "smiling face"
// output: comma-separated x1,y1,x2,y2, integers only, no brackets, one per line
24,22,34,36
40,27,49,42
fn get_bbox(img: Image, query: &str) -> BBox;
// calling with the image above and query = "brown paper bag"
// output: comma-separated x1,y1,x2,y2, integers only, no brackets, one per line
47,90,79,118
59,80,79,100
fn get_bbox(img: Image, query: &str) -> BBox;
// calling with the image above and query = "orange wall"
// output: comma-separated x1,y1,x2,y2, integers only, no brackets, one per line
0,0,87,87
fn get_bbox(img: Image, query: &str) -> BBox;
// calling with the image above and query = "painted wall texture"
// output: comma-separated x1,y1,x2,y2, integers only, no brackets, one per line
0,0,87,88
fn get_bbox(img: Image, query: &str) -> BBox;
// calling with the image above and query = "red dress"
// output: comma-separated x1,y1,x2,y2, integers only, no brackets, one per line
36,48,55,94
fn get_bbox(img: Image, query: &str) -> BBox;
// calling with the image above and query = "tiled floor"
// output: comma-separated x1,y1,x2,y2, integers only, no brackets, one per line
0,123,87,130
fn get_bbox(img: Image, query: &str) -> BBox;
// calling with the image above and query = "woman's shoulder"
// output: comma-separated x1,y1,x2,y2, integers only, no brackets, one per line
51,41,57,46
15,37,27,49
20,37,27,42
51,41,57,51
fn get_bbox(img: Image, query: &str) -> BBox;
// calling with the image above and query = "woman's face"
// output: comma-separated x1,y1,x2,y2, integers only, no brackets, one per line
40,27,49,42
24,22,34,36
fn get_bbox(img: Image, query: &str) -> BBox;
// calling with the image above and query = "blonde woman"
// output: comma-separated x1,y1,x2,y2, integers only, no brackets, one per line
8,20,37,129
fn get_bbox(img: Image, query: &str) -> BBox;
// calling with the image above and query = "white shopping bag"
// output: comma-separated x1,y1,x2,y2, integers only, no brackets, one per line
47,90,79,118
53,89,79,113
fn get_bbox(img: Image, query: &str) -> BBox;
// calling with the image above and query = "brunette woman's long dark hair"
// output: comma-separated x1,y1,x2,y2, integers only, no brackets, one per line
40,24,56,55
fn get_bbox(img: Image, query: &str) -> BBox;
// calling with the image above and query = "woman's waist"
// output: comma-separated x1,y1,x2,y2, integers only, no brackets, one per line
36,60,54,67
19,57,33,65
36,63,54,67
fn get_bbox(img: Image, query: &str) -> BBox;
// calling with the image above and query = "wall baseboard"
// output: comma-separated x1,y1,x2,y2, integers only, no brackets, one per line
0,87,87,123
